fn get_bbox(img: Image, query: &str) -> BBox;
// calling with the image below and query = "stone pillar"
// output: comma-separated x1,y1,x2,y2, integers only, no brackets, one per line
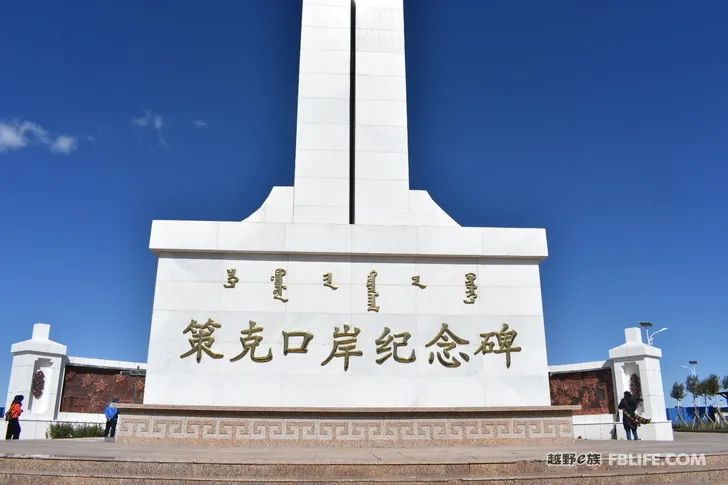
608,327,673,440
3,323,68,439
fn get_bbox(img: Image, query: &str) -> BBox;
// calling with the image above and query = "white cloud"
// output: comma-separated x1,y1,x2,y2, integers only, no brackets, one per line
132,110,167,148
0,123,27,152
193,120,208,128
0,119,79,155
50,135,78,154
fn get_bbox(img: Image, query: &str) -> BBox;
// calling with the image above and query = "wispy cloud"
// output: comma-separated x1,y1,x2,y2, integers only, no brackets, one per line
132,110,167,148
193,120,208,128
50,135,78,154
0,120,79,154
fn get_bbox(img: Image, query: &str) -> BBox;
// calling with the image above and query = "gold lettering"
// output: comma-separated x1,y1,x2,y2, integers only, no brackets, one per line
411,275,427,289
230,320,273,363
463,272,478,304
321,324,363,371
425,323,470,368
180,319,224,363
366,270,380,312
474,323,522,368
270,268,289,303
322,272,339,290
223,268,239,288
375,327,416,364
283,331,314,355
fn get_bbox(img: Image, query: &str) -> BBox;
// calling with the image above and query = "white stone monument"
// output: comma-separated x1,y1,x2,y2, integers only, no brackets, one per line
609,327,673,440
128,0,573,446
3,324,66,439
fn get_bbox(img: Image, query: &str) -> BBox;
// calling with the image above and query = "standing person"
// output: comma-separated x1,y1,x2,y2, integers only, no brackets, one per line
104,398,119,438
4,395,24,440
618,391,650,440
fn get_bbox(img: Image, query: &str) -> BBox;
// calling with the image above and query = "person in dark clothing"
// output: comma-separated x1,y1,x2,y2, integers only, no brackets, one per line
104,398,119,438
618,391,649,440
5,395,24,440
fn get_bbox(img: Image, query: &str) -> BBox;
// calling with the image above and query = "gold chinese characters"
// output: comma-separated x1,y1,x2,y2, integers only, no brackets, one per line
179,319,224,363
474,323,522,368
230,320,272,363
179,320,522,370
321,324,362,371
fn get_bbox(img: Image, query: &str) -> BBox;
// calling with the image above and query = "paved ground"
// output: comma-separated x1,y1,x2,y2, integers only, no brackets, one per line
0,432,726,464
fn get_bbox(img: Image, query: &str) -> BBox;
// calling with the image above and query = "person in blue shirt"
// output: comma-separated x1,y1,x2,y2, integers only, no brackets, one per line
104,398,119,438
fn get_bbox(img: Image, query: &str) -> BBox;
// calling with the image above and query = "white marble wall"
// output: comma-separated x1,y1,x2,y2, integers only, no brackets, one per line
144,252,551,408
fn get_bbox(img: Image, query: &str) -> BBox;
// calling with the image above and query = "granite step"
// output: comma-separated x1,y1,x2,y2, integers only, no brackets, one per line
1,457,727,484
1,454,727,478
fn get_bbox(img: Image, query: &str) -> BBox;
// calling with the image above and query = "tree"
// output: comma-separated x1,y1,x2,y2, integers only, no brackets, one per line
703,374,721,407
696,380,708,408
722,375,728,391
686,375,700,407
671,382,685,407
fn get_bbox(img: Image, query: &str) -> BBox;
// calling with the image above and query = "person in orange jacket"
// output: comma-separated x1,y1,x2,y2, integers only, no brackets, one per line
5,395,23,439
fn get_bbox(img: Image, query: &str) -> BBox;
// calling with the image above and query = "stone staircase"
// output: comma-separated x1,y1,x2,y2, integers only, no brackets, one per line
1,454,727,484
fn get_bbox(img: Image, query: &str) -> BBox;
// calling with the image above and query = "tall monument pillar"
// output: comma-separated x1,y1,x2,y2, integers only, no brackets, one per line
293,0,352,224
353,0,410,224
294,0,412,225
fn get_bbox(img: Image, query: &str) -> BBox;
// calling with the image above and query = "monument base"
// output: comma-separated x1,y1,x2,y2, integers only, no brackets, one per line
116,404,577,447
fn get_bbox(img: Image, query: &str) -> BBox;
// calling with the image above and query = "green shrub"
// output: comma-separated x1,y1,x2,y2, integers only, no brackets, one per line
673,423,728,433
48,422,105,439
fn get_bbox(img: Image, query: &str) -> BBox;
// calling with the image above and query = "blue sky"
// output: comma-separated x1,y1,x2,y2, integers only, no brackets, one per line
1,0,727,407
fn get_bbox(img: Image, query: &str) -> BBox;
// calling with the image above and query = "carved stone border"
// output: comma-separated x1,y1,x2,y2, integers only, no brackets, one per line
116,404,577,447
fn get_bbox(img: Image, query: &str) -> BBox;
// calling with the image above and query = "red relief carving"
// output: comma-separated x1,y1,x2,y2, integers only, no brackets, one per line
549,369,615,415
60,365,145,413
81,374,95,388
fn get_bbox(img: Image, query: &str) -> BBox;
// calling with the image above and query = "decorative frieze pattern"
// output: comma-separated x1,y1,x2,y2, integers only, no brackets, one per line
118,413,573,447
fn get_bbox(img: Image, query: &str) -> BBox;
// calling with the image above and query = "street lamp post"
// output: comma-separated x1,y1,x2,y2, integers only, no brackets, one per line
681,360,698,377
639,321,668,346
